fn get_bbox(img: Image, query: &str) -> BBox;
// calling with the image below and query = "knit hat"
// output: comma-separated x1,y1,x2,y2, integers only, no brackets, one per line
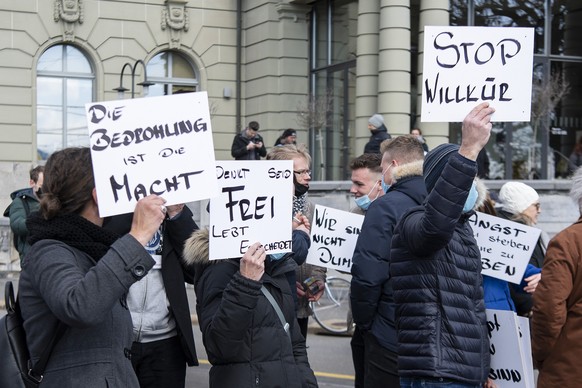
498,182,539,215
248,121,260,131
282,129,296,138
368,114,384,129
423,143,460,193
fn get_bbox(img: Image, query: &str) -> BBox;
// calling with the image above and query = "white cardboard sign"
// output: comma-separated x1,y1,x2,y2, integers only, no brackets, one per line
421,26,534,122
468,211,541,284
486,309,534,387
85,92,218,217
305,205,364,272
209,160,293,260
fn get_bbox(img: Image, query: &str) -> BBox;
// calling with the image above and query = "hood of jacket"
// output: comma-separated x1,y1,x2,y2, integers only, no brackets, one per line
184,228,210,266
10,187,38,201
391,160,423,183
370,124,388,135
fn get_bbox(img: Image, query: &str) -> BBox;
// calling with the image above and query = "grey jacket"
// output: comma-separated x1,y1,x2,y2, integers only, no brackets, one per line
18,235,155,387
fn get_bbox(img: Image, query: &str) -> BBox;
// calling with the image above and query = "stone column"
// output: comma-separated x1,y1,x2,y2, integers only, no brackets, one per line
417,0,450,148
378,0,411,136
355,0,380,154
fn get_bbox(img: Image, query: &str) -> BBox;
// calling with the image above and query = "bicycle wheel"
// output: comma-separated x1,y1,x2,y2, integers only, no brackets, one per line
311,277,352,334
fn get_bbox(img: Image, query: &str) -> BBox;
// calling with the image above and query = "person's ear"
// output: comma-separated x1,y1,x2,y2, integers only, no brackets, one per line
92,188,99,206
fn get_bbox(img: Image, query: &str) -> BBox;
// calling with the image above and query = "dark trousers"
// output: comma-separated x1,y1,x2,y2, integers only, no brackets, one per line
131,336,187,388
297,317,309,339
351,328,399,388
351,326,366,388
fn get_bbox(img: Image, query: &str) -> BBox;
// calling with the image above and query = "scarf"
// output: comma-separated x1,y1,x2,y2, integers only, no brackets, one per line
27,212,120,262
293,193,307,216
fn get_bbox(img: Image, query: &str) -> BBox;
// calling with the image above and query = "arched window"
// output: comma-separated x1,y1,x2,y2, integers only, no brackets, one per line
36,44,94,160
147,51,199,96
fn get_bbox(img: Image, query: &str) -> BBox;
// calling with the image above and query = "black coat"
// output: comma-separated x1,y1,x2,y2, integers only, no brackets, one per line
102,206,199,366
350,162,426,353
363,125,391,154
195,257,318,388
390,153,490,385
231,132,267,160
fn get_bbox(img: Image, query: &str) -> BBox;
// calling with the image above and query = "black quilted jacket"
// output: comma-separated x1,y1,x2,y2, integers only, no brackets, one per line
390,152,490,385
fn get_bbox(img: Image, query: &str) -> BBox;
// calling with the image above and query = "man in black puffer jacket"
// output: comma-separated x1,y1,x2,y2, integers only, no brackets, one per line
390,103,494,387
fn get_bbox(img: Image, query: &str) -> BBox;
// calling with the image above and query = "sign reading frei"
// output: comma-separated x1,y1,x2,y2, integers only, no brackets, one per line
421,26,534,122
209,160,293,260
85,92,219,217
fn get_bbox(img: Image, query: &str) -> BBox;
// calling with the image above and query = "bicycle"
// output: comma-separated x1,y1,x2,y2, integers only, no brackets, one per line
311,276,354,335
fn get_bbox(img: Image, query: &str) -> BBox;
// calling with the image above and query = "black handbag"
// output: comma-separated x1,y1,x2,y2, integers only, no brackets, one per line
0,281,65,387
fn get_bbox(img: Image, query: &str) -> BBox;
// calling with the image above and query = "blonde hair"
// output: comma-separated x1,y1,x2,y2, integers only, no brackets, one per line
266,143,311,165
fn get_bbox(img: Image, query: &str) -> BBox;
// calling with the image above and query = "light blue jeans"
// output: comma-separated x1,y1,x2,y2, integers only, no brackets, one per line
400,377,481,388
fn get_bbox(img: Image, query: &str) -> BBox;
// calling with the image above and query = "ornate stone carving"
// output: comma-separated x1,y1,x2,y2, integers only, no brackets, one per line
54,0,84,42
161,0,189,49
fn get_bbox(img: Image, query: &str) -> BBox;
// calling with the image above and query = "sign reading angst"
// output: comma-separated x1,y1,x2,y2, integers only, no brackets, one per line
421,26,534,122
85,92,218,217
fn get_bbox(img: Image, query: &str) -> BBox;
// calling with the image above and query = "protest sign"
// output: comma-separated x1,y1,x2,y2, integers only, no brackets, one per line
468,211,541,284
305,205,364,272
421,26,534,122
516,316,535,388
486,309,534,387
209,160,293,260
85,92,218,217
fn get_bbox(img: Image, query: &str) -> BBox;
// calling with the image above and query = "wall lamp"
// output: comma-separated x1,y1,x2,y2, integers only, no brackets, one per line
113,59,155,99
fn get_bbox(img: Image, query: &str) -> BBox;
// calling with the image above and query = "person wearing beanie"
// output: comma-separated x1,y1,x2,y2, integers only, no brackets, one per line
496,181,546,317
274,128,297,147
390,102,495,387
476,191,541,313
364,114,391,155
231,120,267,160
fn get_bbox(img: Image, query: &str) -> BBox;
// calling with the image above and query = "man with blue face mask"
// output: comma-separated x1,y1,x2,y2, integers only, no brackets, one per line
350,153,385,214
350,135,426,388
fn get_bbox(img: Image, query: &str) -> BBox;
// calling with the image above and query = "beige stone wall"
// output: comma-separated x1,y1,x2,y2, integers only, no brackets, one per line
0,0,310,199
0,0,313,263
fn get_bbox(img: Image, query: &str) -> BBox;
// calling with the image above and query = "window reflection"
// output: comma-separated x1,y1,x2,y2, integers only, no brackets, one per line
36,44,94,160
449,0,582,179
147,51,198,96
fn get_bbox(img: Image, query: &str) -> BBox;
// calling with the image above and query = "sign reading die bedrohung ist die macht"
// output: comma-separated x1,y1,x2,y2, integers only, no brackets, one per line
86,92,218,217
209,160,293,260
468,211,541,284
421,26,534,122
306,205,364,272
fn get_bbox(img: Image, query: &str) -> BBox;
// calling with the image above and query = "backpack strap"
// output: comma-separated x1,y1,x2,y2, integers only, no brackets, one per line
260,285,290,338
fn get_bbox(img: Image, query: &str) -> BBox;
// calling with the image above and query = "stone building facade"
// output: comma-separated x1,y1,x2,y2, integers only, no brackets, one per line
1,1,581,267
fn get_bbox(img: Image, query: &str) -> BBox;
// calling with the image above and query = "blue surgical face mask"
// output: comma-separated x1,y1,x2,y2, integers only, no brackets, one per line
380,163,392,193
463,181,479,213
381,177,391,194
354,181,380,210
269,252,286,261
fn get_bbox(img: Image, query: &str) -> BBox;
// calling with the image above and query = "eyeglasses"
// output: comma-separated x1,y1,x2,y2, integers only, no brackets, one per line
294,169,312,176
